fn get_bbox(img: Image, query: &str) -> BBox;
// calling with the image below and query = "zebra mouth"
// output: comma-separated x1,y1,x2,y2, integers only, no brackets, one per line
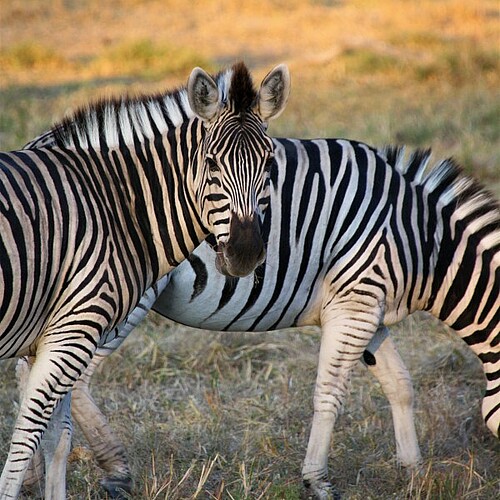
214,246,230,276
214,241,266,278
211,213,266,277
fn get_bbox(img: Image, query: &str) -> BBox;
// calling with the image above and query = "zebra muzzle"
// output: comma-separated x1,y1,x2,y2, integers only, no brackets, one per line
215,214,266,277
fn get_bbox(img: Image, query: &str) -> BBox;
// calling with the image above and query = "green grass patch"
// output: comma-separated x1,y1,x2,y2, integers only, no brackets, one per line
389,31,448,51
415,44,499,84
0,42,68,71
0,39,212,85
339,46,403,75
89,39,212,80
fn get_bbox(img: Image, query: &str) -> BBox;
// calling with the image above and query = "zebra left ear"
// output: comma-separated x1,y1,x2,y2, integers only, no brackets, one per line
255,64,291,122
188,67,221,122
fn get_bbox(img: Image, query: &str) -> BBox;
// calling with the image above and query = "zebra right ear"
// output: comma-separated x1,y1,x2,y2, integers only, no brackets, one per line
255,63,290,122
187,67,221,123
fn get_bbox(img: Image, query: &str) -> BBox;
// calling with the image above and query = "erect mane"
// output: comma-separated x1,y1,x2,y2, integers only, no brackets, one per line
51,62,255,150
381,145,500,246
52,85,193,150
228,61,258,114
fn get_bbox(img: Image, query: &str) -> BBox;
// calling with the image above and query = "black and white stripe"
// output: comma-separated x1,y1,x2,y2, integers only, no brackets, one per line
0,61,290,499
168,142,499,496
21,119,499,496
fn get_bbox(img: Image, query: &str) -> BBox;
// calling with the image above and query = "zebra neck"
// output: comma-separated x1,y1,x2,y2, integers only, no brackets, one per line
424,202,498,341
80,122,208,282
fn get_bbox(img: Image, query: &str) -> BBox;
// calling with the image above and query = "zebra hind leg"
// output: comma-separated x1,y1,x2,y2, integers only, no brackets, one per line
481,354,500,438
41,392,73,499
362,327,422,468
17,357,45,496
72,348,132,498
69,281,169,497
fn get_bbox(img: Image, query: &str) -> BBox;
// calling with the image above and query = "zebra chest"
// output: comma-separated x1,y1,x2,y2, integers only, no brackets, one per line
0,231,152,360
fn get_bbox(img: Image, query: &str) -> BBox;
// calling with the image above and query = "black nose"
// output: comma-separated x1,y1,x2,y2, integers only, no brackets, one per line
219,214,266,277
227,216,263,258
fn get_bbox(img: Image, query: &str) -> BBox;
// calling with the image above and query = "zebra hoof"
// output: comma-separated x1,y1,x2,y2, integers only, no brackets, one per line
304,479,341,499
100,475,133,498
403,461,425,480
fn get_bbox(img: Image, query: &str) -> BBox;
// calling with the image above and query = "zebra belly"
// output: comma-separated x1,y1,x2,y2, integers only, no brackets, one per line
155,244,322,332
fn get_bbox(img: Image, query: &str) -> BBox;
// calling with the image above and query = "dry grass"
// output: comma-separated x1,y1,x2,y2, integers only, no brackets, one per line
0,0,499,498
3,316,498,498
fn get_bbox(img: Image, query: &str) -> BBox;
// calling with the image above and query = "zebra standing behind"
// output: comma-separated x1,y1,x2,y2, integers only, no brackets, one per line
0,62,291,499
21,138,500,496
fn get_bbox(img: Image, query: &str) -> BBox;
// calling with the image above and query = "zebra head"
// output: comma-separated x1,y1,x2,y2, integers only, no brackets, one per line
188,62,290,277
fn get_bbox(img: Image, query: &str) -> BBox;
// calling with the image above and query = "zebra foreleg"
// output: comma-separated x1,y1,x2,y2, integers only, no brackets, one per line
19,354,128,499
302,304,382,499
20,349,137,499
18,362,72,500
25,280,170,498
362,327,421,468
70,282,168,497
0,340,95,499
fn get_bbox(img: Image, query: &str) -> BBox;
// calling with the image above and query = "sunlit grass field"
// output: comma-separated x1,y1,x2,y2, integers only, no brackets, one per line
0,0,499,498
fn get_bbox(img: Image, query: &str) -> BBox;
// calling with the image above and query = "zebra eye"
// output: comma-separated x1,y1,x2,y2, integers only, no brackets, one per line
207,157,220,174
264,157,275,172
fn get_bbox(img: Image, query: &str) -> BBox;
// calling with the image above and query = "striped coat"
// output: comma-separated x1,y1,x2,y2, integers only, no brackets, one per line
0,62,290,499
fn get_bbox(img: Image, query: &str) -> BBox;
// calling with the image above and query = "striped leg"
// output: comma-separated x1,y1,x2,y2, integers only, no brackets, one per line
42,393,72,499
302,301,382,498
21,446,45,496
71,341,132,498
0,338,95,499
17,355,73,500
482,354,500,437
17,357,45,495
363,327,421,467
23,275,170,498
73,278,169,496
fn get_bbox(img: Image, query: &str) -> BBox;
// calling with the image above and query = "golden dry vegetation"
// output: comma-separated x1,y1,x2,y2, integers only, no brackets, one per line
0,0,499,498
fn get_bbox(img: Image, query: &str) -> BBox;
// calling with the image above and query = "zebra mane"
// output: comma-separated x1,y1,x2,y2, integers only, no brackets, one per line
51,63,254,150
381,145,500,248
53,86,193,150
228,61,258,114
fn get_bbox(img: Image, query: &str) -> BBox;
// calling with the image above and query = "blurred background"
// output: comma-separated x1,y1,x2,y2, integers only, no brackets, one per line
1,1,499,498
1,0,499,184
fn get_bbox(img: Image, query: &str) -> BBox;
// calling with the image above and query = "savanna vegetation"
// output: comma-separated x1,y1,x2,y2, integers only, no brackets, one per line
0,0,499,498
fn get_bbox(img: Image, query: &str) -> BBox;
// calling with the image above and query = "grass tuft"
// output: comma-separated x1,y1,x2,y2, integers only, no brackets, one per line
415,44,500,84
0,42,68,71
1,1,499,498
340,47,403,75
89,40,212,80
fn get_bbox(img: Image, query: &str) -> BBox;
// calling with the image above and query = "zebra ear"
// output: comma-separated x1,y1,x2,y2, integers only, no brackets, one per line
255,63,290,122
187,67,221,122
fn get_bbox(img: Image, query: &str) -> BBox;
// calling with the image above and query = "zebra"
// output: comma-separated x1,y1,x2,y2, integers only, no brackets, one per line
0,61,291,499
19,134,500,497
